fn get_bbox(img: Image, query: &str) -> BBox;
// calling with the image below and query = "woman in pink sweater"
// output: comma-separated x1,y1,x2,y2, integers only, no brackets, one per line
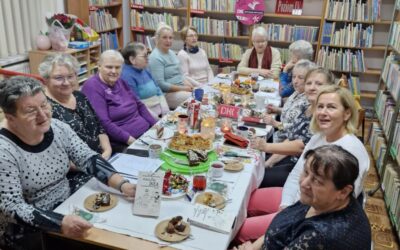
177,26,214,87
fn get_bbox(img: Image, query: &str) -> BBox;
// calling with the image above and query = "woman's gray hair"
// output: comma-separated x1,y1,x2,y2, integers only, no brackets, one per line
99,49,124,65
155,22,174,41
38,53,79,79
252,26,268,41
121,42,146,65
0,76,44,114
289,40,314,60
293,59,316,73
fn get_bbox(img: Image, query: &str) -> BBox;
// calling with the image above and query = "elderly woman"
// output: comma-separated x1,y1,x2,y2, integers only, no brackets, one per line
236,85,369,243
252,67,334,188
279,40,314,98
120,42,169,119
177,26,214,86
234,145,371,250
265,60,316,143
149,23,194,110
237,26,282,79
0,76,136,250
38,53,112,159
82,50,157,152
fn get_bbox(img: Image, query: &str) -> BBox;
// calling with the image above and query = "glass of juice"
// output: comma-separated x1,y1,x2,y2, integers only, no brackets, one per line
193,175,207,191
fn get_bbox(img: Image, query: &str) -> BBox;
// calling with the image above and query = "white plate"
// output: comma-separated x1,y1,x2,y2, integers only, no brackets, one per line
217,73,231,79
253,127,267,137
147,127,174,140
162,190,186,199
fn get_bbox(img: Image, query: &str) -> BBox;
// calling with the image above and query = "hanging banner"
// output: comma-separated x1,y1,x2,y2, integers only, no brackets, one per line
235,0,265,25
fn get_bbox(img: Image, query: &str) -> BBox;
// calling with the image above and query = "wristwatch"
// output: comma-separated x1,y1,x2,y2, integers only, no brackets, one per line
117,179,130,193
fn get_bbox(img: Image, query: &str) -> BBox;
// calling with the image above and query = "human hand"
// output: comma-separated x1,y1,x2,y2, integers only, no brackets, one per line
61,215,92,238
266,104,278,114
127,136,135,145
233,241,255,250
184,85,193,92
283,60,295,72
250,137,266,151
259,69,273,78
262,114,275,125
101,150,112,160
121,182,136,199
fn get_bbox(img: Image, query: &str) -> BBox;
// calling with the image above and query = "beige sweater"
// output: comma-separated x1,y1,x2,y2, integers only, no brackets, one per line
237,47,282,79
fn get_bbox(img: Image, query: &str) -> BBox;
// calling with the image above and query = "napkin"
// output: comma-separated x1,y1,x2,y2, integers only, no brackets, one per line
242,116,267,128
242,116,262,123
223,132,249,148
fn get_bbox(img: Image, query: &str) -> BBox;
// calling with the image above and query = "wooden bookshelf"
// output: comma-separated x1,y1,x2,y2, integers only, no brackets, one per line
264,13,322,20
66,0,123,51
317,0,396,108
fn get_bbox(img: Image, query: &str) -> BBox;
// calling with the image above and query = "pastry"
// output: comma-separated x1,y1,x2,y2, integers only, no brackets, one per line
93,192,111,209
156,126,164,138
187,150,200,166
192,149,208,162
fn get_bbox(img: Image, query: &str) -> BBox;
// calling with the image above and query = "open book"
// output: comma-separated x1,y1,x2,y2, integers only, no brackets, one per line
187,203,236,234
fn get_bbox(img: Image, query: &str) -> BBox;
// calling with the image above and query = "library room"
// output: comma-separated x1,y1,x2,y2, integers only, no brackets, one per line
0,0,400,249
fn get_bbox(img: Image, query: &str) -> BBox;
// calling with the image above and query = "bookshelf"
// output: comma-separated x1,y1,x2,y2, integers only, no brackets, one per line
370,0,400,239
130,0,326,73
317,0,395,108
28,45,101,86
67,0,123,51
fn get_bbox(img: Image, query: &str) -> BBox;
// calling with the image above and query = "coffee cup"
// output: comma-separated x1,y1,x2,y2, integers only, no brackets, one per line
236,126,249,138
210,161,225,178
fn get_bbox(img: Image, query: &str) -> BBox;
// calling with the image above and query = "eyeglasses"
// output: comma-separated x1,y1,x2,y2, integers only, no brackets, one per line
137,54,149,59
21,102,51,118
253,40,267,45
186,34,198,38
50,74,76,84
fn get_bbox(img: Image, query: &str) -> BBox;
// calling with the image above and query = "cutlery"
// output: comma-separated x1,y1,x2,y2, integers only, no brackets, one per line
209,198,232,208
138,138,150,146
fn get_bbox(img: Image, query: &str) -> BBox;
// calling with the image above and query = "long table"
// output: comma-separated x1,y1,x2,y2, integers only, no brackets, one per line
53,77,280,250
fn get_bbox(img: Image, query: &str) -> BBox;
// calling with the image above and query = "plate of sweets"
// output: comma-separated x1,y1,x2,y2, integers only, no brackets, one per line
230,79,253,95
155,216,191,242
84,192,118,212
162,170,189,199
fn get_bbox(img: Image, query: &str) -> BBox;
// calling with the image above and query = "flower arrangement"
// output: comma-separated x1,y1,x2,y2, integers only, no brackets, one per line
46,13,75,29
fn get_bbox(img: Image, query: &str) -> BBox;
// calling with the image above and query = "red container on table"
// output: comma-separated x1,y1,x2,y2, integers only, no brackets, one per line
193,175,206,191
188,100,201,130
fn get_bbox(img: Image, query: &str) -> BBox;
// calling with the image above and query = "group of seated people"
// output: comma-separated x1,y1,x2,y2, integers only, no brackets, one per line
0,22,372,250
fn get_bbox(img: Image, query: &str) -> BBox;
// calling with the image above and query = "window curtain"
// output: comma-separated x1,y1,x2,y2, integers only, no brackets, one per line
0,0,64,58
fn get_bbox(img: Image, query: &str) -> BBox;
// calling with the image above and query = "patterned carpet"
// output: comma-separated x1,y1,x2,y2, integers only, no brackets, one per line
363,119,399,250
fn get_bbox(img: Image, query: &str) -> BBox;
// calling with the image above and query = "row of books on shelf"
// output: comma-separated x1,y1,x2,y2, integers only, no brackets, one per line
190,0,235,12
131,0,183,8
89,0,115,5
392,121,400,163
389,22,400,52
325,0,381,21
397,0,400,9
263,24,319,43
347,75,361,95
381,163,400,235
321,22,373,47
375,90,397,139
277,48,290,64
100,32,119,51
130,10,185,32
198,41,244,60
316,47,365,72
369,122,387,172
190,17,240,37
89,9,120,32
382,53,400,101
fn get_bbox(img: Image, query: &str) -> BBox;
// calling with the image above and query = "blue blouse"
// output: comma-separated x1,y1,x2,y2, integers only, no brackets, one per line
264,198,371,250
120,64,162,100
279,71,295,98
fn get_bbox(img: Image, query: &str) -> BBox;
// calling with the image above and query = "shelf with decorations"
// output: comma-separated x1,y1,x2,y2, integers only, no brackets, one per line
370,0,400,240
66,0,123,51
318,0,395,108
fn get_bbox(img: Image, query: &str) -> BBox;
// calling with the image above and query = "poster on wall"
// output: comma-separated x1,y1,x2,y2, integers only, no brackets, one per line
275,0,304,15
235,0,265,25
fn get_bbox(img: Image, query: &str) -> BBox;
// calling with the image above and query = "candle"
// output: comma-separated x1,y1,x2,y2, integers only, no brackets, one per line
220,118,232,133
201,117,216,140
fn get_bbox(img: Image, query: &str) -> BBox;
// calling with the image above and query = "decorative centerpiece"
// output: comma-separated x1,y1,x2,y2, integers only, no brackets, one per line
46,13,76,51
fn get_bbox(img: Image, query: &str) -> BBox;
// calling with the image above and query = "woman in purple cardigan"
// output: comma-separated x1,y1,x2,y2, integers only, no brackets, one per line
82,50,156,152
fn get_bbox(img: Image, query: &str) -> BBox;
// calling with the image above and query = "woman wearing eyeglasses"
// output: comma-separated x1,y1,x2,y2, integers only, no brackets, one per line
121,42,169,119
177,26,213,86
237,26,282,79
39,53,112,160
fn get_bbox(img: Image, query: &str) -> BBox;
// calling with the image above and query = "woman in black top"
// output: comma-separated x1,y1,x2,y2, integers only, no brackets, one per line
38,53,112,159
234,145,371,250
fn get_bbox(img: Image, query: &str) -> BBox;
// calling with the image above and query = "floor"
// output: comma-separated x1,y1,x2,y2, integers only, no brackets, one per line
362,119,399,250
